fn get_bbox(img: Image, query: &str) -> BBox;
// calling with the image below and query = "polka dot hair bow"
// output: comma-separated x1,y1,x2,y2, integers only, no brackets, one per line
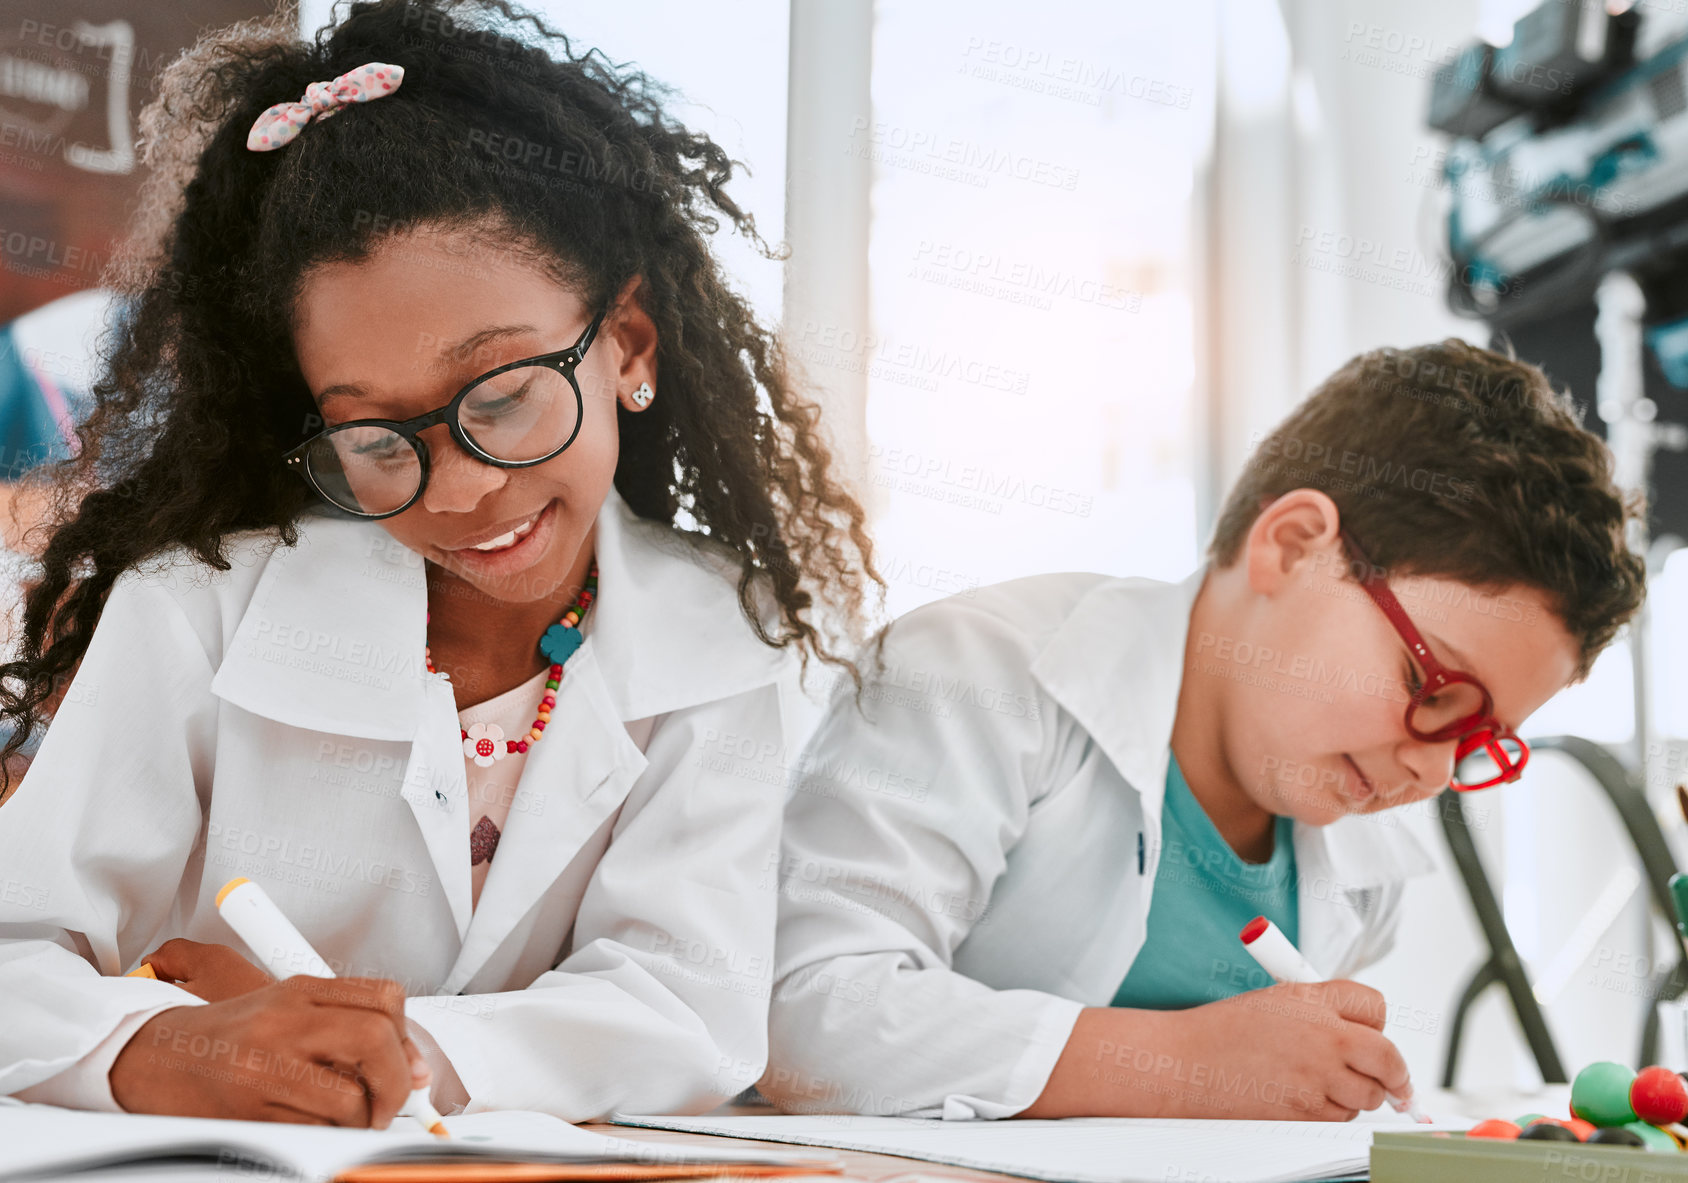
246,62,404,152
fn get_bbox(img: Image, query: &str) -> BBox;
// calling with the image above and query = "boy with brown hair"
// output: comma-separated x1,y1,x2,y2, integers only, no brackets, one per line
761,339,1644,1120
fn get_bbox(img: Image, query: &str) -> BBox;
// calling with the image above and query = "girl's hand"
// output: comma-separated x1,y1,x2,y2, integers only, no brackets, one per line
109,975,431,1127
140,938,275,1002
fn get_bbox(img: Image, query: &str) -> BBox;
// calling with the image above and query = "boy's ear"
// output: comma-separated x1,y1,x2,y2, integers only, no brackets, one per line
1244,489,1343,594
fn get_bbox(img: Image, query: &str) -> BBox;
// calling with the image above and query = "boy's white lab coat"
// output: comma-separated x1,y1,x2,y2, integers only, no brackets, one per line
761,569,1436,1120
0,484,796,1120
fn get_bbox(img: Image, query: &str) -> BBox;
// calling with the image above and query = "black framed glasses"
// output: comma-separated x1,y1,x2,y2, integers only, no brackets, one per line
283,307,607,519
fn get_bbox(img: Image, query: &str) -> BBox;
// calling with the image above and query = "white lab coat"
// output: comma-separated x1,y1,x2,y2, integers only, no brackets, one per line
761,568,1436,1120
0,483,797,1120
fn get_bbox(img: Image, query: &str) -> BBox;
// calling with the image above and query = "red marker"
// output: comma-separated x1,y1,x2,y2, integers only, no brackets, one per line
1240,915,1432,1124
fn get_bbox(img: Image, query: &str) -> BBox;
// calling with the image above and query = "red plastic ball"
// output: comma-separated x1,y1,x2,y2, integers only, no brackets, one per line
1563,1118,1597,1141
1468,1119,1523,1140
1631,1066,1688,1126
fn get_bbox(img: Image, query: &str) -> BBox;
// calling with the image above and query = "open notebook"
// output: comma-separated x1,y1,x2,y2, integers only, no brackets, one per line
610,1110,1475,1183
0,1103,840,1183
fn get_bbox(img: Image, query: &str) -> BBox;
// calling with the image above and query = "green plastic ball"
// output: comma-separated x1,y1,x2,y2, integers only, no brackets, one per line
1571,1062,1640,1127
1624,1122,1678,1153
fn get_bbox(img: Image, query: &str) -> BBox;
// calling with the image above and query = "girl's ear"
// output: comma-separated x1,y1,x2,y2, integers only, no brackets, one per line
605,274,658,412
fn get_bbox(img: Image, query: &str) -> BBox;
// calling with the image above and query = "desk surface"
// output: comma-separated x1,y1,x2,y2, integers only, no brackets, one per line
585,1087,1574,1183
586,1120,1026,1183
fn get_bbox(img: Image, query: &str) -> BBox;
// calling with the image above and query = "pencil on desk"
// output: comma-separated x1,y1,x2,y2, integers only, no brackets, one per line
334,1164,845,1183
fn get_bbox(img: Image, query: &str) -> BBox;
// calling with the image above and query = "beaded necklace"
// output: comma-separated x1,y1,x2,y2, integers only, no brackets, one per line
425,561,599,766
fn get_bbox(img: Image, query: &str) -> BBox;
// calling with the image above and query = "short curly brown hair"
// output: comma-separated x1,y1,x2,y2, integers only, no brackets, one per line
1209,339,1645,680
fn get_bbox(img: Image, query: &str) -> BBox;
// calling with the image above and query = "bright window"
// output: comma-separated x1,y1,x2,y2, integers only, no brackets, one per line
863,1,1215,617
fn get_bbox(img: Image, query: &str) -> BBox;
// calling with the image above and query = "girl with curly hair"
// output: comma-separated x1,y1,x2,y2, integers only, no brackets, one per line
0,0,879,1126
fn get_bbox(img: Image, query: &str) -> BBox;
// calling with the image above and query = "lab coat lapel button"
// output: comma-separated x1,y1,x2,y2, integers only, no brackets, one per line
398,684,473,943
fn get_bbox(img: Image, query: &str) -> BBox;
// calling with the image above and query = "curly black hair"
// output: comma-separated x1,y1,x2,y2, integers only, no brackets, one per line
0,0,884,800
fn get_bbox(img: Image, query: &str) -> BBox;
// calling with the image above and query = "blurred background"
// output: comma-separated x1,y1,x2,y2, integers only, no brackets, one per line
7,0,1688,1102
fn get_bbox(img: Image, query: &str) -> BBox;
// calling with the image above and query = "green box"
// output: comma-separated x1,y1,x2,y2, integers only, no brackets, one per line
1371,1130,1688,1183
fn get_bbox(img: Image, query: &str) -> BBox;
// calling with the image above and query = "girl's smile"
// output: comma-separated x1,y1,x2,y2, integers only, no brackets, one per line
433,497,560,581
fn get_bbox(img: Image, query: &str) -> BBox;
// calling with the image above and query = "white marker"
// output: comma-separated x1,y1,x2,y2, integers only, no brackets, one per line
1239,915,1432,1124
216,877,450,1137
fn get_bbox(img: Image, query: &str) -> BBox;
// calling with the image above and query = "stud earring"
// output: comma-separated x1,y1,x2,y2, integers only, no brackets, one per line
630,381,653,409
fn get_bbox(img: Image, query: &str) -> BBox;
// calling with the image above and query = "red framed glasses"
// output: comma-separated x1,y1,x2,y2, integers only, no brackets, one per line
1340,529,1529,790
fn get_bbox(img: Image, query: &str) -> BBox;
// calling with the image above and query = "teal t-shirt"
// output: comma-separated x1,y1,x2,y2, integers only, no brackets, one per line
1111,754,1299,1009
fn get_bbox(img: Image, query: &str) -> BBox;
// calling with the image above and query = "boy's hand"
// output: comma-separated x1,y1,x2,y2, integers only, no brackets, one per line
1155,979,1410,1120
109,975,431,1127
1021,980,1411,1120
140,939,276,1002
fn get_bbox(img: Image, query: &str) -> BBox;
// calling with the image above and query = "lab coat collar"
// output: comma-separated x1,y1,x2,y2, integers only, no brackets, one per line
209,482,792,739
1294,809,1437,976
1028,564,1434,930
1028,567,1208,829
586,485,793,720
1296,806,1437,890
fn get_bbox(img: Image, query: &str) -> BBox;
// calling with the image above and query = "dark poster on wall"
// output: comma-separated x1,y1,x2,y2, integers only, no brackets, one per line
0,1,277,322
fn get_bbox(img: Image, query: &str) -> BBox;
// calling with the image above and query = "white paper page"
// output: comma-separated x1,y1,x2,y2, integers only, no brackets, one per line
366,1112,836,1168
0,1104,435,1181
609,1113,1454,1183
0,1105,829,1183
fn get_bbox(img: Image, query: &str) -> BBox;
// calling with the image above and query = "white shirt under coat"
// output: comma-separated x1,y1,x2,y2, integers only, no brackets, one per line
0,484,797,1120
760,568,1435,1120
